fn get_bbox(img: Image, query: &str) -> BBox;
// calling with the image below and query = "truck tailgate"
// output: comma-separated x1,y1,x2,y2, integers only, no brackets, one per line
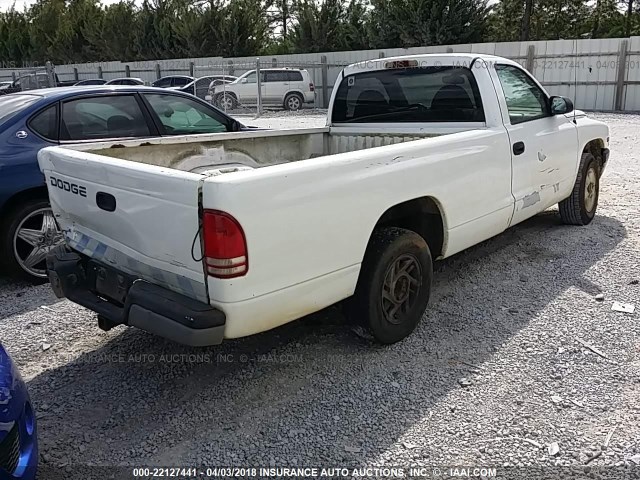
38,147,208,303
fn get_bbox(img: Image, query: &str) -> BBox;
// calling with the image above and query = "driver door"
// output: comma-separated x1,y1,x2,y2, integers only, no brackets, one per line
491,63,578,226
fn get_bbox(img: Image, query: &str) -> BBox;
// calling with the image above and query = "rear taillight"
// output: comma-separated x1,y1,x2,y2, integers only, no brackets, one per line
309,83,315,92
202,210,247,278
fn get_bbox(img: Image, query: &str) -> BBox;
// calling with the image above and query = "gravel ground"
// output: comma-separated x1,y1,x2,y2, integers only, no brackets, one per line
1,113,639,479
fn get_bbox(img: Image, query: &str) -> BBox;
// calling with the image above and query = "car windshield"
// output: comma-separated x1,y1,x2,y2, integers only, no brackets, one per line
0,94,40,124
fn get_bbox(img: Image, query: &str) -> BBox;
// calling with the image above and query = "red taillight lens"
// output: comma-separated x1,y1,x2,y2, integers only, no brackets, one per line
309,83,315,92
202,210,247,278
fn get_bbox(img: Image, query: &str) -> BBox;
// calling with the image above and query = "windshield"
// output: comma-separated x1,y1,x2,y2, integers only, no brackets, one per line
332,66,485,123
0,94,41,124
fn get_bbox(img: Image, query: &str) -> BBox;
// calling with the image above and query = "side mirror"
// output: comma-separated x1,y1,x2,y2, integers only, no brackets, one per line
550,96,574,115
241,78,248,84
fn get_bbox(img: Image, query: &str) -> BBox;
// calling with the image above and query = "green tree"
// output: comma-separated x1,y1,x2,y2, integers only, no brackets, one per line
219,0,271,56
0,6,31,65
64,0,105,62
134,0,186,60
97,1,139,60
488,0,594,42
368,0,489,48
28,0,70,62
291,0,348,52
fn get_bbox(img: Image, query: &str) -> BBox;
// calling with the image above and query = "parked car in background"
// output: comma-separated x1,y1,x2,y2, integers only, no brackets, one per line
57,80,78,88
213,68,314,111
152,75,194,88
0,342,38,479
105,77,145,86
0,81,14,92
173,75,236,101
0,86,247,281
74,79,107,86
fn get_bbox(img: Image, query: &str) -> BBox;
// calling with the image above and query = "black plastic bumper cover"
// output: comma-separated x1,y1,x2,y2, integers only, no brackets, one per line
46,246,225,347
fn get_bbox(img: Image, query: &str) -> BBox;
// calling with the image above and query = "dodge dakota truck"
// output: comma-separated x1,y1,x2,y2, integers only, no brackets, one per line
39,54,610,346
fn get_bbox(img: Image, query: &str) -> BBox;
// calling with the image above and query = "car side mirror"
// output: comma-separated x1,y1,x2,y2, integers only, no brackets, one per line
241,78,248,84
550,96,574,115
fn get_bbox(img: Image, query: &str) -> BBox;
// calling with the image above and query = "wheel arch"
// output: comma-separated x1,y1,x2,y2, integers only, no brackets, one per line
285,90,305,98
367,196,448,261
0,186,49,224
581,138,605,163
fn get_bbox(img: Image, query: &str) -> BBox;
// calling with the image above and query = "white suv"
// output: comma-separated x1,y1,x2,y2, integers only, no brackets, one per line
213,68,315,111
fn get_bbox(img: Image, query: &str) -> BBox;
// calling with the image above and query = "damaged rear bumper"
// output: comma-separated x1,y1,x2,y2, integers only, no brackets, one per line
46,246,225,347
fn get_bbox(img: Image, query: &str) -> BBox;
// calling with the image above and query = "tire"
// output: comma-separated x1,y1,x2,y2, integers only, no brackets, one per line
0,199,63,282
559,152,600,225
283,93,303,111
347,227,432,344
217,93,237,111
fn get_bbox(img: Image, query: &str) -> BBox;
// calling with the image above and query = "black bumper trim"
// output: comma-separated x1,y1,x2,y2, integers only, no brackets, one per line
46,246,225,346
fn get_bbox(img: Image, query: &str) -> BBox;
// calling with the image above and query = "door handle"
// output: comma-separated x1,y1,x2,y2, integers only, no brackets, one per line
513,141,525,155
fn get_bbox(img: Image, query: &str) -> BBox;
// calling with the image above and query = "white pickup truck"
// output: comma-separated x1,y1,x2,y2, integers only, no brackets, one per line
39,54,609,346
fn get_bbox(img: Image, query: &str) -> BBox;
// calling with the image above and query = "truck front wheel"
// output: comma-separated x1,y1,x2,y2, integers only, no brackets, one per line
348,227,432,344
558,152,599,225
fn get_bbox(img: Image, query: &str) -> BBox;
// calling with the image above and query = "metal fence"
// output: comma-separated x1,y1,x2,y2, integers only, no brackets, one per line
191,59,335,116
4,36,640,113
0,62,57,92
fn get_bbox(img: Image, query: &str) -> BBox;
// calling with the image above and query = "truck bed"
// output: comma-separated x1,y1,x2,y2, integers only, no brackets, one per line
81,127,447,173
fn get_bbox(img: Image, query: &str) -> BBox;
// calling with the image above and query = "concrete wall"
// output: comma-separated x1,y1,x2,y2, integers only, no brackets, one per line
2,37,639,111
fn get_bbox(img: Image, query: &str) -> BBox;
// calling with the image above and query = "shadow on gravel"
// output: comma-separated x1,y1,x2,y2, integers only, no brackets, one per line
0,276,60,321
29,211,626,479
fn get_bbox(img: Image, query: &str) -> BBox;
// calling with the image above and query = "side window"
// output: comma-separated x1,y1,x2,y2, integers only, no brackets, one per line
154,78,171,88
61,95,151,140
144,94,228,135
244,72,257,84
29,104,58,140
265,71,288,83
286,71,303,82
495,64,549,124
173,77,190,87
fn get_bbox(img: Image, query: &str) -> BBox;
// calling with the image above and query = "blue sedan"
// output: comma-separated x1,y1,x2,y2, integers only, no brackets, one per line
0,343,37,479
0,86,246,281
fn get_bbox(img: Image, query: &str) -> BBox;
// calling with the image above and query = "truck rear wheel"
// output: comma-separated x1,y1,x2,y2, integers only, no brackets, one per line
559,152,599,225
348,227,432,344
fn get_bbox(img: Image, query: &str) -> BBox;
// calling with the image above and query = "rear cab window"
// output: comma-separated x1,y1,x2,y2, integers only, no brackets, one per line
332,66,485,123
